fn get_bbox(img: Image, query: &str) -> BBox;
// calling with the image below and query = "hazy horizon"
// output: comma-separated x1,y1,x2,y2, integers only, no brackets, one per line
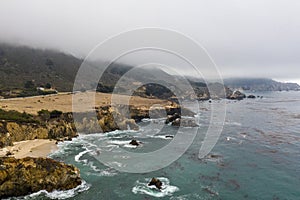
0,0,299,84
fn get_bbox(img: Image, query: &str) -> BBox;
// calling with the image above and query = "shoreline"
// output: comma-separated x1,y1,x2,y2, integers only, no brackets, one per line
0,139,58,159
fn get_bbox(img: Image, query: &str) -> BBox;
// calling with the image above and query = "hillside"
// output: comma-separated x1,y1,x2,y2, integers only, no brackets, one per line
0,43,210,99
0,43,82,93
0,43,234,100
224,78,300,91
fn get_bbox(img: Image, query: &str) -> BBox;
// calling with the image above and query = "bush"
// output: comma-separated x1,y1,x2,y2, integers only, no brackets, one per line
0,109,38,123
50,110,63,118
38,109,51,121
45,83,52,89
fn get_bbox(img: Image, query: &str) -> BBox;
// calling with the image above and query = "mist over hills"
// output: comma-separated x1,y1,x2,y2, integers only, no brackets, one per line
0,43,298,98
224,78,300,92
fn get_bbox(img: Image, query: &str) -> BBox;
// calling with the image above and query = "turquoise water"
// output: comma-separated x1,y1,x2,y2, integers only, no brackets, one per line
13,91,300,199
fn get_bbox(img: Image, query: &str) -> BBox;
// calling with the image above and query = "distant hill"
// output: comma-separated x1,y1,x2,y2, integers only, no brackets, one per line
0,43,139,98
224,78,300,91
0,43,193,99
0,43,83,97
0,43,233,100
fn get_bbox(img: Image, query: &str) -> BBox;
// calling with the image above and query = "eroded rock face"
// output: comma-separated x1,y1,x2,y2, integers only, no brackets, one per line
0,113,77,148
0,157,81,198
128,103,195,122
75,106,139,133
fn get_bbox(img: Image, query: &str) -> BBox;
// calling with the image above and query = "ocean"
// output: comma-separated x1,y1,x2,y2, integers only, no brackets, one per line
10,91,300,200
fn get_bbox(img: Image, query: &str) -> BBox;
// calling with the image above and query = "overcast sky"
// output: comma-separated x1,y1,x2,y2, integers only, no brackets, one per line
0,0,299,83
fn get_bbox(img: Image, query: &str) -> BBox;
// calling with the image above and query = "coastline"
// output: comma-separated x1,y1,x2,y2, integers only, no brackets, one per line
0,139,58,159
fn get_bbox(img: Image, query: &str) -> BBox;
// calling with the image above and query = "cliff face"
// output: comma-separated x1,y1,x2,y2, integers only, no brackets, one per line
0,157,81,198
0,113,77,148
74,105,139,134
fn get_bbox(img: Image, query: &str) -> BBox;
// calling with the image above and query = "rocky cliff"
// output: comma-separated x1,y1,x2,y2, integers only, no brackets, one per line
0,156,81,198
0,112,77,148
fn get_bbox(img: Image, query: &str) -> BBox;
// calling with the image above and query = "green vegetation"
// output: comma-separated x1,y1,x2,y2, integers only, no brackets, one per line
37,109,63,120
0,109,64,124
0,109,38,123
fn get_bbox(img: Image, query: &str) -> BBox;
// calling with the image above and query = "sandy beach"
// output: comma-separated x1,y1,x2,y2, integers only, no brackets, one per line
0,139,58,159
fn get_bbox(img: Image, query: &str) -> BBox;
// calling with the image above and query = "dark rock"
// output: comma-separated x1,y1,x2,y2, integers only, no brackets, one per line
129,139,139,146
0,157,81,198
165,135,174,139
247,95,256,99
165,113,180,124
148,177,162,190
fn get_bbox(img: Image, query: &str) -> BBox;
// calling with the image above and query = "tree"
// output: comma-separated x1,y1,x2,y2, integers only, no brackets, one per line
24,80,35,89
45,83,52,89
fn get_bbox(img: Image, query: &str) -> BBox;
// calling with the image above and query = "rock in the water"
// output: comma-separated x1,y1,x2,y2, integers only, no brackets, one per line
148,177,163,190
247,95,256,99
165,113,180,124
129,139,139,146
0,157,82,198
171,118,198,127
227,91,246,100
165,135,174,139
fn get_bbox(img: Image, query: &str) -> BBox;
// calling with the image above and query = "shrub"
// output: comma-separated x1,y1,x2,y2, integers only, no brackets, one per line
50,110,63,118
0,109,38,123
38,109,50,121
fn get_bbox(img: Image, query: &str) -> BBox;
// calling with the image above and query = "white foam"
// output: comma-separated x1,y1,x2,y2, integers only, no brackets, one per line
9,180,90,200
132,177,179,198
148,135,174,140
85,167,118,177
108,140,133,145
74,149,91,163
123,144,138,149
225,121,242,126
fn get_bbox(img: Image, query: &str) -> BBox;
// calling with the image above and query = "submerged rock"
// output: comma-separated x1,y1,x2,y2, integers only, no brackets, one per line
0,157,81,198
148,177,163,190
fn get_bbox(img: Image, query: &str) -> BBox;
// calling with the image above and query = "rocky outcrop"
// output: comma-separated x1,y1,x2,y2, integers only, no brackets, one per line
165,113,181,124
128,103,195,122
74,106,139,133
0,113,77,148
171,118,198,127
0,156,81,198
227,91,246,100
148,177,163,190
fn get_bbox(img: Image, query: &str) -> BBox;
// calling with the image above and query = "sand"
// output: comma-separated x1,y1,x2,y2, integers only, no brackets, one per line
0,91,168,115
0,139,58,159
0,92,169,158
